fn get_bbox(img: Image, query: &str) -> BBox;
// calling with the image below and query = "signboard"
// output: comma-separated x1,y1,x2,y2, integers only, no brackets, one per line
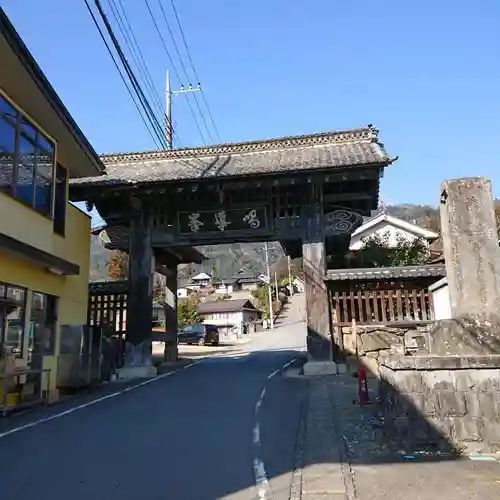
178,207,267,234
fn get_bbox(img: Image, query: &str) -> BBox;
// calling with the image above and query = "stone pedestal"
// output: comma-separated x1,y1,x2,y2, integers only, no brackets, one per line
440,177,500,318
117,365,157,380
302,361,347,376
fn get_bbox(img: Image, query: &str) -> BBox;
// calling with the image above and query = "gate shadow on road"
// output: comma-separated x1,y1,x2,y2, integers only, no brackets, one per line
0,347,497,500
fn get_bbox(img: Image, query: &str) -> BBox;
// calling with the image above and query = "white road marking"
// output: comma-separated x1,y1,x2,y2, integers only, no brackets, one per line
253,357,297,500
0,361,201,440
0,342,258,439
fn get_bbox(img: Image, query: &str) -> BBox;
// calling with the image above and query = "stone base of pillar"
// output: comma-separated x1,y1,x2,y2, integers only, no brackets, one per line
123,340,153,366
163,342,178,363
116,365,157,380
306,332,333,361
302,361,347,376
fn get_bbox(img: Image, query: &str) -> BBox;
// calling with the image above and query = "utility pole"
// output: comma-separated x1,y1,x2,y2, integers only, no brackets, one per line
265,242,274,329
165,70,201,150
274,272,279,298
287,255,294,296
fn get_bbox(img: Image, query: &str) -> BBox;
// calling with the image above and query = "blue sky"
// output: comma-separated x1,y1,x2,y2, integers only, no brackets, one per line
3,0,500,209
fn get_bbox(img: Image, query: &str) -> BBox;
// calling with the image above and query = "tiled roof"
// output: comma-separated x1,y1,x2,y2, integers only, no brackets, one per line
197,299,256,314
70,126,393,189
325,264,446,281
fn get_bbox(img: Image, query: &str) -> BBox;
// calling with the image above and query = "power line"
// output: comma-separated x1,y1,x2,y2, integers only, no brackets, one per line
108,0,183,150
83,0,161,148
155,0,214,143
86,0,207,173
108,0,164,116
169,0,221,142
94,0,167,147
143,0,207,145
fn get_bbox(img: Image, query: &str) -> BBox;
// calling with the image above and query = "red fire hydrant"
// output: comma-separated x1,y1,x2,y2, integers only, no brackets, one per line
356,365,372,405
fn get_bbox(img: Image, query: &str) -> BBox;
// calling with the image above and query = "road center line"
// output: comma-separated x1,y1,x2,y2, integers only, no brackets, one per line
253,357,297,500
0,360,201,440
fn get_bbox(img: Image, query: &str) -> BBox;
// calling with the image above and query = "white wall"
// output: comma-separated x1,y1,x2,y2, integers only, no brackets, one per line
215,284,234,294
429,278,452,320
349,223,428,251
241,282,259,291
201,311,243,327
201,310,259,328
292,278,305,293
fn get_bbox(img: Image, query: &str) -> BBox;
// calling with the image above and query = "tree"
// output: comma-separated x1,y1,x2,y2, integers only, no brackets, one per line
107,250,129,280
251,286,270,319
349,232,429,268
152,273,166,302
177,297,202,326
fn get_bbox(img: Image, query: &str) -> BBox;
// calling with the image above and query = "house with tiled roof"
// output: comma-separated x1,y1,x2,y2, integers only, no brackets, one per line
349,212,439,251
197,299,260,336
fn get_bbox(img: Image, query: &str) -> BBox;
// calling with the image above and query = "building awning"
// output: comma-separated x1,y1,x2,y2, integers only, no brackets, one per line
0,232,79,276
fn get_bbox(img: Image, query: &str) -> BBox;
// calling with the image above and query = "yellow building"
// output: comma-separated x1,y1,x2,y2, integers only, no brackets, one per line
0,8,104,404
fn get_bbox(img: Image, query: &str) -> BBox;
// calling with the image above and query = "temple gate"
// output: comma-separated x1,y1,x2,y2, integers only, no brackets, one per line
70,125,395,374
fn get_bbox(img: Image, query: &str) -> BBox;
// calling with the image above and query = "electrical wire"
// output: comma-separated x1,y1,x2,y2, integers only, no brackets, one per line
87,0,207,173
155,0,214,143
108,0,183,151
83,0,161,148
94,0,167,147
108,0,164,117
169,0,221,142
143,0,208,145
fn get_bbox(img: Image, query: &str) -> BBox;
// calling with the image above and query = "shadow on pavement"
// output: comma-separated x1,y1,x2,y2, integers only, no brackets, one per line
0,346,499,500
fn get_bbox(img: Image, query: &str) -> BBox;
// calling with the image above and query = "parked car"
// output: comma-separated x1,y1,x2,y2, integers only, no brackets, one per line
178,324,219,346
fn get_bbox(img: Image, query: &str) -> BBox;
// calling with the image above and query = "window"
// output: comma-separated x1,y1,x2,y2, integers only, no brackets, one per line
53,163,67,235
0,97,17,194
29,292,57,355
0,283,27,359
0,93,56,219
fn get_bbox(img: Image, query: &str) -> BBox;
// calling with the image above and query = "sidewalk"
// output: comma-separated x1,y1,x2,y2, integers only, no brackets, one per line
297,375,500,500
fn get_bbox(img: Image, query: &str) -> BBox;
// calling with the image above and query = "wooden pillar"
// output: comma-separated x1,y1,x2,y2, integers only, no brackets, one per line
125,199,154,367
302,181,332,361
164,267,178,362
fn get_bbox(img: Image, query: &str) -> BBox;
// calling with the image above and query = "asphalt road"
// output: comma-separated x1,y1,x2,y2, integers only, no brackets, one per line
0,297,308,500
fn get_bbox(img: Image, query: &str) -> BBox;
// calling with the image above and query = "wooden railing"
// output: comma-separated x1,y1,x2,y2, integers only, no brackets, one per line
330,288,434,325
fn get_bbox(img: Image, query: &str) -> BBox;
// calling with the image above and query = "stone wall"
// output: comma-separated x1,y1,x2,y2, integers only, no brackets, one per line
340,322,429,375
378,355,500,452
341,320,500,451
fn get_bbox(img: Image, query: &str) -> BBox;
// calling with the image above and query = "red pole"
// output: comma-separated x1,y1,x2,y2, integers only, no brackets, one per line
357,364,372,405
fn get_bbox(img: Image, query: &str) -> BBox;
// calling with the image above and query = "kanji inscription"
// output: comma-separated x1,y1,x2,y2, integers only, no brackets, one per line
178,207,267,234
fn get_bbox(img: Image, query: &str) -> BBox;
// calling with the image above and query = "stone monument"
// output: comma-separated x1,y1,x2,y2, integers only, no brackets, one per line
377,177,500,452
440,177,500,319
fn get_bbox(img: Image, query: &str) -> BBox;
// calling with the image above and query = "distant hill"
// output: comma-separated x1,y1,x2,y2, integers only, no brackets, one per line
386,204,440,232
89,203,447,281
89,235,110,282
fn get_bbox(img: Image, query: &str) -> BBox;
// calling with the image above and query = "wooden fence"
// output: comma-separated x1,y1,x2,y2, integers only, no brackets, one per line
330,287,435,325
87,281,128,335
